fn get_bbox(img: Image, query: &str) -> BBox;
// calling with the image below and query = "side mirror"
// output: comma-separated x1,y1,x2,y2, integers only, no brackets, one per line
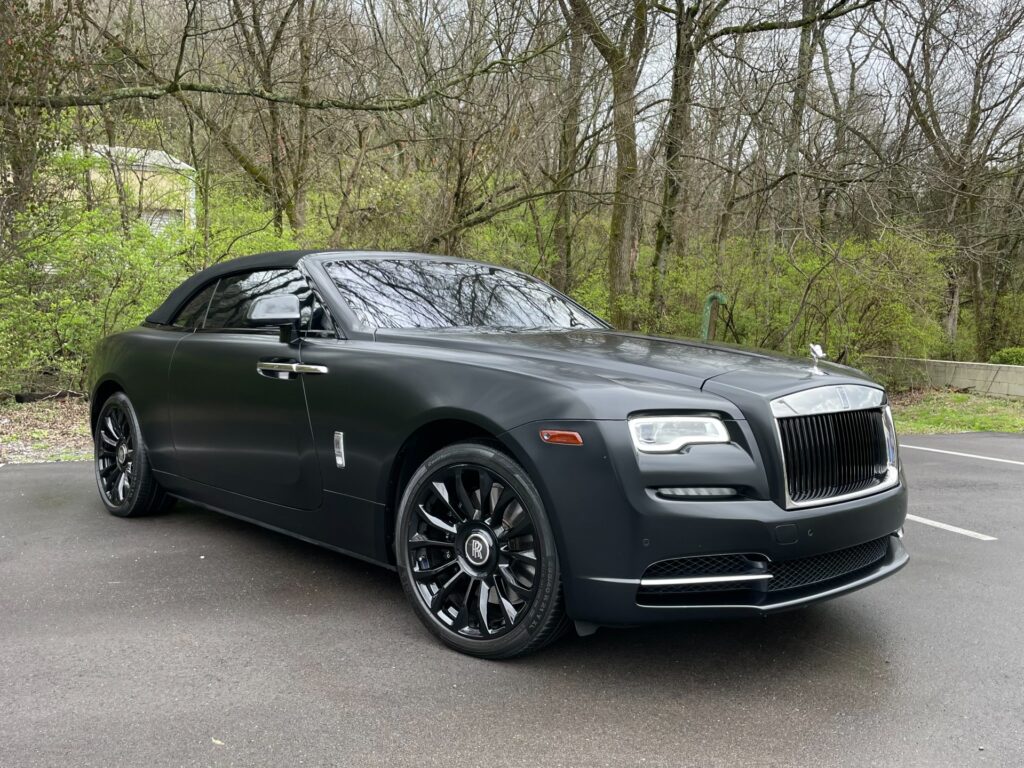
246,294,301,343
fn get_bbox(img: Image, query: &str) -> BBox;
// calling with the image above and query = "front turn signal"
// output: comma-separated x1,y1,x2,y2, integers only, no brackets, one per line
539,429,584,446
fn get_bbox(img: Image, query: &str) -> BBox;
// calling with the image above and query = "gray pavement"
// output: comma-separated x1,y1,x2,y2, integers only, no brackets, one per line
1,434,1023,767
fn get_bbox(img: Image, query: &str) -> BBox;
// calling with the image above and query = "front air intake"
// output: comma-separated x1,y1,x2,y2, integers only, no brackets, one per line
636,536,891,606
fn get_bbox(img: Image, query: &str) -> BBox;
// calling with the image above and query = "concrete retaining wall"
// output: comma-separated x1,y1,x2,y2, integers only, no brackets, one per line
862,355,1024,398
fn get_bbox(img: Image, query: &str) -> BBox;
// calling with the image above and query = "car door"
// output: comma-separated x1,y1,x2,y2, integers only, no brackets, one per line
168,268,323,510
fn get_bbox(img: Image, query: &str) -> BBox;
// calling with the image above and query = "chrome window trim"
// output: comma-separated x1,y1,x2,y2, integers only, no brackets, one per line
771,384,899,510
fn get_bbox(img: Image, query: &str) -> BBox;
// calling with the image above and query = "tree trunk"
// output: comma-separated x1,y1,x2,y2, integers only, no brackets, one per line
551,20,584,293
782,0,820,230
650,0,697,330
102,114,132,237
607,69,640,330
565,0,648,330
942,273,960,344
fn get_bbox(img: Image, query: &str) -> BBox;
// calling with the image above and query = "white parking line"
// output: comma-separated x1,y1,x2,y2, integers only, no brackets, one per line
901,444,1024,467
905,514,998,541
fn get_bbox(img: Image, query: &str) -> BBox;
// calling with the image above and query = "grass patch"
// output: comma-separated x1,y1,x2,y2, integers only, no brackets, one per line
0,398,92,463
890,389,1024,435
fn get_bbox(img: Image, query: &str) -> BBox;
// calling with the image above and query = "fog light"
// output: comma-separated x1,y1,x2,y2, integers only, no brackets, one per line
657,487,738,498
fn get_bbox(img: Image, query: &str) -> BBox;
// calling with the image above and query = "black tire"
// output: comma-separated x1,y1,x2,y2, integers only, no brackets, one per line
396,441,569,659
94,392,172,518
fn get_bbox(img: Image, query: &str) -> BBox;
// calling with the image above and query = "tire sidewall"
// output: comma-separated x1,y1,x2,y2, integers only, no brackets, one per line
396,442,562,658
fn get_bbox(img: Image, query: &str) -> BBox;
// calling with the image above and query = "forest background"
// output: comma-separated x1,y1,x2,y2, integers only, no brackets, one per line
3,0,1024,395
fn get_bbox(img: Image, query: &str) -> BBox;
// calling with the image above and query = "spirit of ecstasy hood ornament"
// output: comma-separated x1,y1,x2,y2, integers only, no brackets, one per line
809,343,827,375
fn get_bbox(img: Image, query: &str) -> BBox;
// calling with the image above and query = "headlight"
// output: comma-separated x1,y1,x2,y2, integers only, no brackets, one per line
882,404,900,467
628,415,730,453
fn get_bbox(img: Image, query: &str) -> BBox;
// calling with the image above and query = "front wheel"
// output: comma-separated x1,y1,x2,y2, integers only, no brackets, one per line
94,392,172,518
396,442,568,659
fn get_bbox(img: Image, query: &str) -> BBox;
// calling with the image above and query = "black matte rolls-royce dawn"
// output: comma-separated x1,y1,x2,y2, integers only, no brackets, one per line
88,250,908,658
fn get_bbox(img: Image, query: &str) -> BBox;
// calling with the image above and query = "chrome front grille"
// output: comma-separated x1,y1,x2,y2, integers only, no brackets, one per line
777,408,888,504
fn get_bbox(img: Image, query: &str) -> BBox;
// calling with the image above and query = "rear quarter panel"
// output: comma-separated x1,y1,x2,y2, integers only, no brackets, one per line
89,327,183,474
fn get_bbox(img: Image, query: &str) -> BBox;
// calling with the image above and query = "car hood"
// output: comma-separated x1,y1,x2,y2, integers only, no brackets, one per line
378,329,877,398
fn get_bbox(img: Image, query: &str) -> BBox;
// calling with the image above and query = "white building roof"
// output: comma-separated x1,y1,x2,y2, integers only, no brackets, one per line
83,144,195,173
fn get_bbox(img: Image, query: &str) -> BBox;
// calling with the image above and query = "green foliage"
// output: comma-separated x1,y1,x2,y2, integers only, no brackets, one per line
0,188,313,395
188,187,302,269
0,209,188,394
443,201,950,360
328,169,443,251
988,347,1024,366
633,232,949,361
0,180,983,397
569,267,610,321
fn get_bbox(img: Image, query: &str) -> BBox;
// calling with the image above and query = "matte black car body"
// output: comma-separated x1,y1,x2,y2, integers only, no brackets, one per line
89,250,908,638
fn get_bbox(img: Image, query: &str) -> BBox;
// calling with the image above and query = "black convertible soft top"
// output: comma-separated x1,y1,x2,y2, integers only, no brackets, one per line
146,249,318,325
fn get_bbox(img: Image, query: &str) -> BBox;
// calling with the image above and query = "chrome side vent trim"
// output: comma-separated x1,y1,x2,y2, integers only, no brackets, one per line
333,431,346,468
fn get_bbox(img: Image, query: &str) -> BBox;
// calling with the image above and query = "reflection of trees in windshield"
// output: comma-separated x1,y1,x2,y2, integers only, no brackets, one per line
324,260,604,330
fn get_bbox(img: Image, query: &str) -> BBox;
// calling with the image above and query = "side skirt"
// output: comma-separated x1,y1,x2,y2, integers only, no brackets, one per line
153,469,394,570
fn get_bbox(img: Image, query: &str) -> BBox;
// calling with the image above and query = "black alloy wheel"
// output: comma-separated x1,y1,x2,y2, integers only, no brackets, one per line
94,392,171,517
96,401,135,506
396,442,568,659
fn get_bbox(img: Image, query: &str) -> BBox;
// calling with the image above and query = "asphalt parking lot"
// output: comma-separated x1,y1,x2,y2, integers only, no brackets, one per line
1,434,1022,767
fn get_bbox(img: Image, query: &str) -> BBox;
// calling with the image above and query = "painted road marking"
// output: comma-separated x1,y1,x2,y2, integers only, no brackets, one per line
901,444,1024,467
905,514,998,541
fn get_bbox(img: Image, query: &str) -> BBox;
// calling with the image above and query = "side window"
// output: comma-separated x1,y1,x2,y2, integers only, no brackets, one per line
202,269,316,331
171,282,217,329
306,294,335,336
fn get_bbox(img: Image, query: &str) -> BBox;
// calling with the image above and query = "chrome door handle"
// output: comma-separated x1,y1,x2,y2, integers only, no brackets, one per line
256,361,329,376
257,361,298,375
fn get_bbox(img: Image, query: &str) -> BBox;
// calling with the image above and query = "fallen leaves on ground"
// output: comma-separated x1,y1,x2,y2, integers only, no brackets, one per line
0,398,92,463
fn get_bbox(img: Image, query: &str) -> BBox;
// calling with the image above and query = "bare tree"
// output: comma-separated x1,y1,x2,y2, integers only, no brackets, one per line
564,0,650,329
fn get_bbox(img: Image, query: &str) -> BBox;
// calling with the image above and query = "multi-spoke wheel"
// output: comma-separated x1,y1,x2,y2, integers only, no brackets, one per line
396,442,568,658
94,392,171,518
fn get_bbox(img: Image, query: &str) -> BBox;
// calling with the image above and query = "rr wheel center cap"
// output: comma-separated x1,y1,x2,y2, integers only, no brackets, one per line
116,443,128,468
464,532,492,567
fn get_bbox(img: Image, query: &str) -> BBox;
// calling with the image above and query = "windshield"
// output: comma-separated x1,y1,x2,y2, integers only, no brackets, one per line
322,258,606,331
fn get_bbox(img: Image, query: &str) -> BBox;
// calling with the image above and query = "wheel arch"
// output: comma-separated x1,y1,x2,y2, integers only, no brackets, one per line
384,412,525,561
381,413,568,569
90,377,127,435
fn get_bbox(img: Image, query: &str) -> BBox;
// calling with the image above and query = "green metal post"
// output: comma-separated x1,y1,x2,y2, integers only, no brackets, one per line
701,292,728,342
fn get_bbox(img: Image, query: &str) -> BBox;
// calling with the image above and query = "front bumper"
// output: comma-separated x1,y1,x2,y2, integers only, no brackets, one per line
575,533,907,623
502,419,909,626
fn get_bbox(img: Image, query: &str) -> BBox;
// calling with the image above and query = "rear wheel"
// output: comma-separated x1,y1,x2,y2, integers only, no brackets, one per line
396,442,568,659
94,392,172,518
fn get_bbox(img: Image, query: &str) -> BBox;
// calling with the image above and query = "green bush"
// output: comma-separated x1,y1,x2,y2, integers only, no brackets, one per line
0,188,310,396
0,210,189,395
989,347,1024,366
634,232,949,362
